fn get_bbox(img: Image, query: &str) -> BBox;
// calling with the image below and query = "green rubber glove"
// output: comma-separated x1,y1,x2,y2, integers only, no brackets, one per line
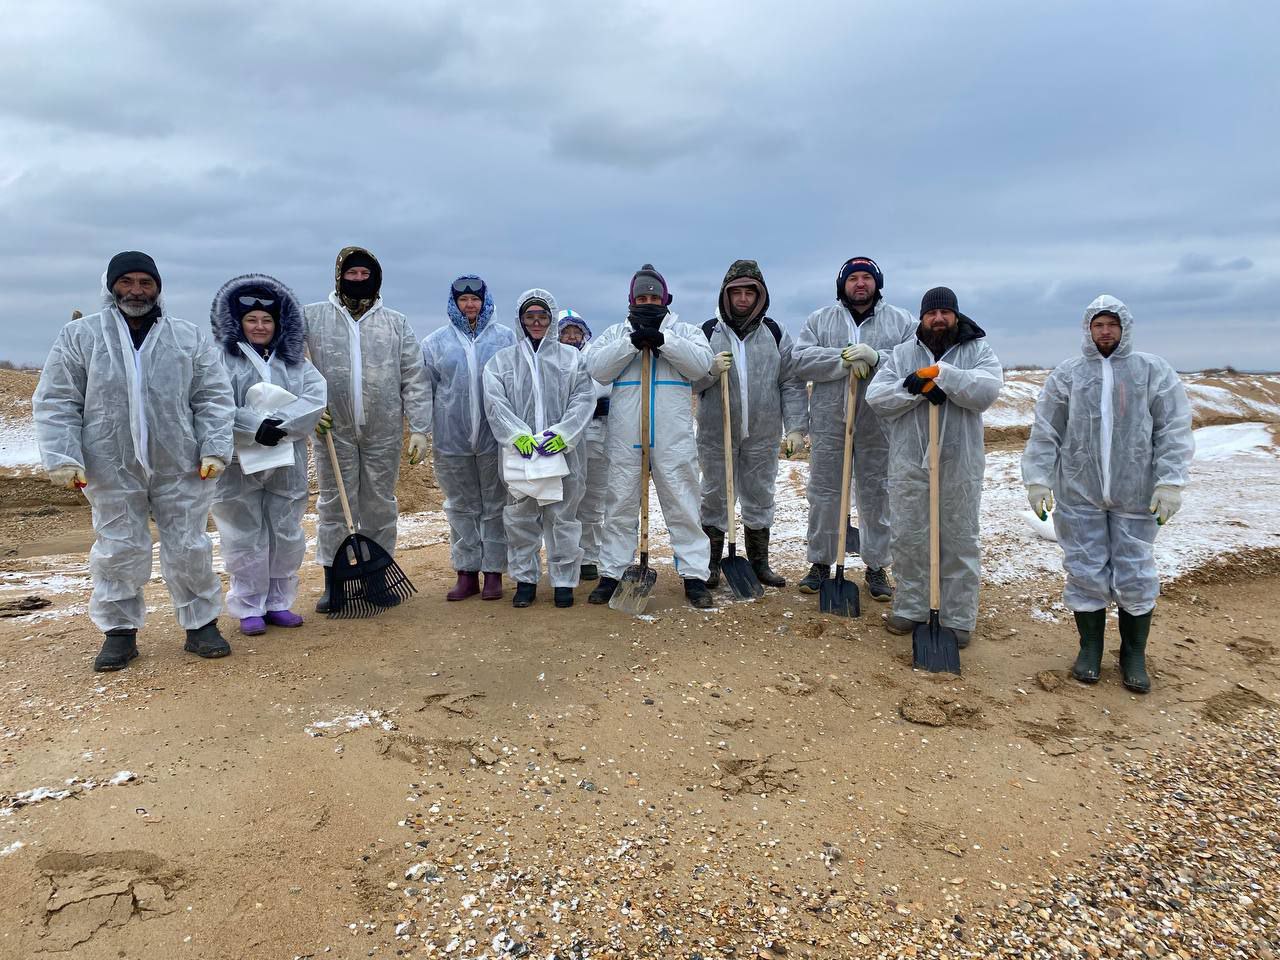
513,434,536,458
539,432,567,455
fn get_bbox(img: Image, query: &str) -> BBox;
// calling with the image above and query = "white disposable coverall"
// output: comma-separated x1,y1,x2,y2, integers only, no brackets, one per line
1021,295,1193,614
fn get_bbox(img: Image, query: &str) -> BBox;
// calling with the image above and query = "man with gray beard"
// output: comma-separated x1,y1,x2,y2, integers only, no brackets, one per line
34,251,236,672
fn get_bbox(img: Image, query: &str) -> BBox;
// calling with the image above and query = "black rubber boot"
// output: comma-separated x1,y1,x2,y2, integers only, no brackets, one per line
797,563,829,595
864,567,893,602
1118,608,1152,693
703,525,725,589
184,620,231,659
579,563,599,582
513,582,538,608
588,577,619,605
554,587,574,608
1071,610,1106,684
744,527,786,588
94,630,138,672
683,578,715,609
315,565,334,614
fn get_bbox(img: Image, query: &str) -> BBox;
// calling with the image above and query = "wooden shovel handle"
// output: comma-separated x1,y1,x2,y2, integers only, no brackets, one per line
834,372,857,560
639,348,651,558
324,430,357,535
928,402,941,610
720,370,737,546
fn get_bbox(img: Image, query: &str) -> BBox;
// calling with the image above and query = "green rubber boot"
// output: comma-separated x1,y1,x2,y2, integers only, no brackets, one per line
1071,610,1106,684
1118,608,1152,694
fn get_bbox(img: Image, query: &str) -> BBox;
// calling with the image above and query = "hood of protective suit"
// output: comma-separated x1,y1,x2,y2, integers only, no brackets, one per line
447,275,495,337
210,273,305,366
334,246,382,318
515,288,558,343
1080,294,1135,360
718,259,770,336
557,309,592,347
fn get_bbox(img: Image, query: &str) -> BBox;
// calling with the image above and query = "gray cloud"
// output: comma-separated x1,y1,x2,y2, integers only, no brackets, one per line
1,0,1276,370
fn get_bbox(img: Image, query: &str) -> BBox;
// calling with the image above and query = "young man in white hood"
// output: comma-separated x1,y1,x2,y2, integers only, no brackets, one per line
1022,295,1193,693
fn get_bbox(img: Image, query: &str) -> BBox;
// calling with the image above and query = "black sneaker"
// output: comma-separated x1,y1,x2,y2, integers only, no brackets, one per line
183,620,231,659
683,578,715,609
588,577,619,605
554,587,574,608
94,630,138,672
513,582,538,608
864,567,893,601
579,563,599,582
797,563,829,595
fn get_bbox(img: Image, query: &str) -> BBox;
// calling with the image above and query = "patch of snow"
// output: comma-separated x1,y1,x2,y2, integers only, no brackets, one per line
0,416,40,467
1193,422,1275,462
0,840,24,857
305,710,396,738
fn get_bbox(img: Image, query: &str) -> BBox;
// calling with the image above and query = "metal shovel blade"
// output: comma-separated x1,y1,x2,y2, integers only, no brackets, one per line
912,610,962,674
720,543,764,600
818,565,861,618
609,559,657,614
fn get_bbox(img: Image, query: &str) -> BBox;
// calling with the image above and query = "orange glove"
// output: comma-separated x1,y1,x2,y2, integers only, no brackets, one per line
916,365,940,379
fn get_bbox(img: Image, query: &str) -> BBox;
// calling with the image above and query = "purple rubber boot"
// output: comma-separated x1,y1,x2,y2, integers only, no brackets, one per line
265,610,305,628
240,616,267,636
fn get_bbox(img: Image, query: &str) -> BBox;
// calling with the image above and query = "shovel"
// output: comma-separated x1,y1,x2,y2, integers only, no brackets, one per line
819,373,861,617
610,348,659,613
912,398,962,673
718,369,763,600
323,430,417,617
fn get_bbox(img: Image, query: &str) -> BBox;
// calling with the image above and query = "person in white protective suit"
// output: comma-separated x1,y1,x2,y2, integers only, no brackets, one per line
1021,296,1193,693
209,275,327,636
482,290,595,608
422,276,517,601
305,246,433,612
33,251,236,672
585,265,717,609
693,259,808,589
792,257,916,600
558,308,612,582
866,286,1003,648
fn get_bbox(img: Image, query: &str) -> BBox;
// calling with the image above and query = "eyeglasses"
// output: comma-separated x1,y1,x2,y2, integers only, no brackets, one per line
238,294,276,308
452,279,485,296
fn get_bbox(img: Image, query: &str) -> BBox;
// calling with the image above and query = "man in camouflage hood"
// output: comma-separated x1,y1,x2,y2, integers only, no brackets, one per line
304,246,433,611
693,260,807,589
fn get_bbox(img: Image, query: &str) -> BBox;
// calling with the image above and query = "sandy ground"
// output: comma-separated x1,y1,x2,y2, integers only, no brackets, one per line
1,366,1278,958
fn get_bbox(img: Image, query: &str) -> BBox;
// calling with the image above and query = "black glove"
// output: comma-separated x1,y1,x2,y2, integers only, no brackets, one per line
924,384,948,406
254,417,287,446
904,372,929,395
593,396,611,418
630,328,665,352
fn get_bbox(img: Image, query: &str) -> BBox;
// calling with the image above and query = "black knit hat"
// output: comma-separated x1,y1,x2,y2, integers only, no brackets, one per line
837,256,883,294
920,286,960,316
107,251,161,292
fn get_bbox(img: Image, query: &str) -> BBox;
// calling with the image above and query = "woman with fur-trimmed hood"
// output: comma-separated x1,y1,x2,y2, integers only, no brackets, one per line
210,274,327,636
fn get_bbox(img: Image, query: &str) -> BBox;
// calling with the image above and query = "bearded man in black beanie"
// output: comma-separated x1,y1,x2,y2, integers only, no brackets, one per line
33,251,235,671
865,286,1003,649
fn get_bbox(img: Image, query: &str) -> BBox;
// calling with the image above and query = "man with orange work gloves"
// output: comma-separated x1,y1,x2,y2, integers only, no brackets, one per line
34,251,237,671
866,286,1003,649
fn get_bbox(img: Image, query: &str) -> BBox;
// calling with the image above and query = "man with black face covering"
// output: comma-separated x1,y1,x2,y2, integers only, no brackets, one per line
585,265,717,609
866,286,1003,648
304,246,433,611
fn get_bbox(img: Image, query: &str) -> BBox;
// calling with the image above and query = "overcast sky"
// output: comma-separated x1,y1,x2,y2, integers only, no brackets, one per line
2,0,1274,369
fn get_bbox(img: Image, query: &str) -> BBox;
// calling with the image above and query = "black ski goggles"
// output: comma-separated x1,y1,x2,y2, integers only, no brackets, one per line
452,279,485,297
237,294,276,309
